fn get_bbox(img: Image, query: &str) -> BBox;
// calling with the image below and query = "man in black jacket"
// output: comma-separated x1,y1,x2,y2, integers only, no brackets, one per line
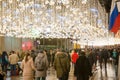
74,51,92,80
102,49,109,69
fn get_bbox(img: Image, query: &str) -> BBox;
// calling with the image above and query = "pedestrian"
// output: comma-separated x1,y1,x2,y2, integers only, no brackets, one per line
31,50,36,62
51,50,55,67
97,49,103,70
9,51,19,76
0,52,2,68
1,51,9,73
44,50,51,67
35,50,48,80
71,49,79,70
87,50,94,74
21,53,36,80
54,49,70,80
0,68,5,80
102,49,109,69
112,49,119,76
74,51,92,80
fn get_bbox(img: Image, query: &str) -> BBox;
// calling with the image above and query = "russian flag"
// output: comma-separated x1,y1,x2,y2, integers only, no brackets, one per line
109,2,120,34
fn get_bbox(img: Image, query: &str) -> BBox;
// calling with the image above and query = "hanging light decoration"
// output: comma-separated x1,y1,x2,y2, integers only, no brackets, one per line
0,0,112,44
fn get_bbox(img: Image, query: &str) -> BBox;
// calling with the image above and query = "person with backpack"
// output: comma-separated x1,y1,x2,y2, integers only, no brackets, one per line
35,50,48,80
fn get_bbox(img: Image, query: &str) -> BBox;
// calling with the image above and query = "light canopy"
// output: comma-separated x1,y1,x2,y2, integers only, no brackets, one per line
0,0,113,44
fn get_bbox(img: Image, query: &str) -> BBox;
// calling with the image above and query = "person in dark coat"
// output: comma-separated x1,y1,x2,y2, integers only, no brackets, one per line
0,65,5,80
88,50,94,73
0,71,5,80
102,49,109,69
62,50,71,80
45,50,51,67
1,51,9,73
92,49,97,67
0,52,2,67
51,50,55,67
74,51,92,80
97,49,103,70
54,49,70,80
31,50,36,62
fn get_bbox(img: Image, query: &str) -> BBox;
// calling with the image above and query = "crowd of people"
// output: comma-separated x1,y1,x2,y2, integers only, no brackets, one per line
0,46,119,80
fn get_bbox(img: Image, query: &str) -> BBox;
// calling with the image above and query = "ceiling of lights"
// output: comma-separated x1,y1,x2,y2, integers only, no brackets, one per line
0,0,114,44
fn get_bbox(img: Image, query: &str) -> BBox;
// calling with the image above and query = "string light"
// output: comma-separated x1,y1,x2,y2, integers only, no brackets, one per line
0,0,113,44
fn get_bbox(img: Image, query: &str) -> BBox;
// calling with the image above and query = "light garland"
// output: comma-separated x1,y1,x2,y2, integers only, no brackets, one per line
0,0,112,44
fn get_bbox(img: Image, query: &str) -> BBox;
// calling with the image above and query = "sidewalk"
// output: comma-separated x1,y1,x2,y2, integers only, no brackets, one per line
6,63,117,80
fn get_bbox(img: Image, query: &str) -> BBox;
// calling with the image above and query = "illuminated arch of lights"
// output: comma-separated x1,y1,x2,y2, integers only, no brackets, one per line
0,0,116,45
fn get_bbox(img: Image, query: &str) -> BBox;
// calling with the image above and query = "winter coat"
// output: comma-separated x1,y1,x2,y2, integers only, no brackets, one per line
54,52,70,78
31,52,36,62
88,53,94,67
102,49,109,61
46,52,51,63
97,51,103,63
51,53,55,63
0,56,2,64
9,54,19,65
2,51,9,65
21,57,36,80
74,55,92,80
92,50,97,62
0,72,4,80
35,53,48,77
112,51,119,65
71,52,79,64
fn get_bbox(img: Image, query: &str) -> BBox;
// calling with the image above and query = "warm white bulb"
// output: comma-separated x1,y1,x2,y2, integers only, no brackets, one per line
45,0,49,4
9,0,13,3
49,1,55,5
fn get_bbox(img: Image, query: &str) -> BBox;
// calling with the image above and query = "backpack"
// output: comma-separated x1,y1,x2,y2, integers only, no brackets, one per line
36,56,45,71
